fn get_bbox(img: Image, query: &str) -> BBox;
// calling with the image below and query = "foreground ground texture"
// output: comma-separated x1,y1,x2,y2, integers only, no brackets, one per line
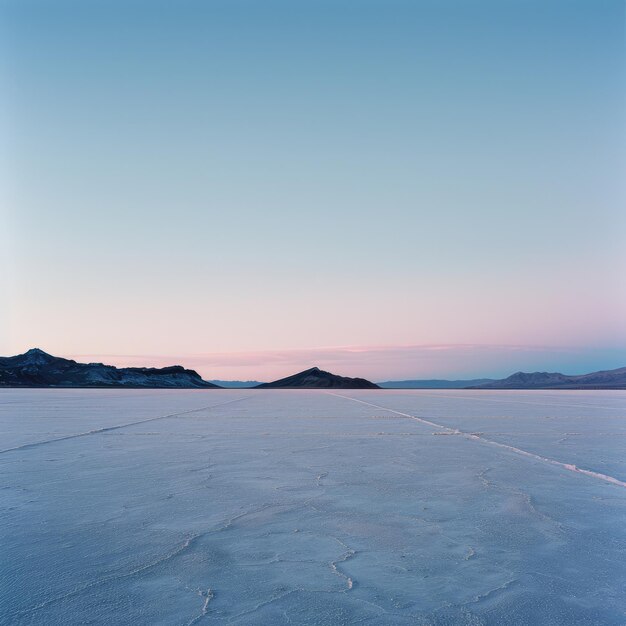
1,389,625,625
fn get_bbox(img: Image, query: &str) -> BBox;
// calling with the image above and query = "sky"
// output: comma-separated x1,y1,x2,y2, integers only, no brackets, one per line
1,0,625,381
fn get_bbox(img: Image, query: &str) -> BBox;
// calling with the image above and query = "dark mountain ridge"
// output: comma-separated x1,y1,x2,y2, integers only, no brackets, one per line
256,367,379,389
0,349,221,388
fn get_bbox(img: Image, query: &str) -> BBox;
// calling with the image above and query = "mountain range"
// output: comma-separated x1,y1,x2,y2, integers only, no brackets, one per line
0,349,220,388
1,349,625,390
0,351,378,389
470,367,626,390
379,367,626,390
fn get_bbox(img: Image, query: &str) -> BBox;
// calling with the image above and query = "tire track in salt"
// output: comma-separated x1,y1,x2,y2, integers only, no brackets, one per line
326,392,626,489
0,395,251,455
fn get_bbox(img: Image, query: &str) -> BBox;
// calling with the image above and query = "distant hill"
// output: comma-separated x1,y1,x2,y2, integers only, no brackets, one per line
471,366,626,390
0,349,221,388
256,367,379,389
378,378,495,389
209,380,264,388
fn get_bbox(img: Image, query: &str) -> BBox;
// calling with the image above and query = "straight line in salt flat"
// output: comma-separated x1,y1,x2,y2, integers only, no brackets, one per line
326,392,626,490
0,395,250,455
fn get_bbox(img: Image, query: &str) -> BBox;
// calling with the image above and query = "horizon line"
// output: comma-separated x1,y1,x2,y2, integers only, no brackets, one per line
4,344,626,382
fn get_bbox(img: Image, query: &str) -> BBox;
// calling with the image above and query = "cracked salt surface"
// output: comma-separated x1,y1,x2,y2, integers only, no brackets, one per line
1,389,625,625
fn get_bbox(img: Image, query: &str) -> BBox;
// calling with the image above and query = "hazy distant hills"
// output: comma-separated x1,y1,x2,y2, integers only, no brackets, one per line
209,380,264,388
378,379,495,389
256,367,380,389
380,367,626,390
0,349,220,388
471,367,626,390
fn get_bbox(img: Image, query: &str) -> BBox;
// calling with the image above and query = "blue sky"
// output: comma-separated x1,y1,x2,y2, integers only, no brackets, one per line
1,0,625,379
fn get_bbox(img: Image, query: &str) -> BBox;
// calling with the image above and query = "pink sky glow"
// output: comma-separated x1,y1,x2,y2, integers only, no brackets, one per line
64,343,624,382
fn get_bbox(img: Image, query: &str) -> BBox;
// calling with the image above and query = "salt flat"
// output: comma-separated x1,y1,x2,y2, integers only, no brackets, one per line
1,389,625,625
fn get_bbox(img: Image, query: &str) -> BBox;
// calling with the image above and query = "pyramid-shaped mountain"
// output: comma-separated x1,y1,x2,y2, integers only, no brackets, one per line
256,367,379,389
